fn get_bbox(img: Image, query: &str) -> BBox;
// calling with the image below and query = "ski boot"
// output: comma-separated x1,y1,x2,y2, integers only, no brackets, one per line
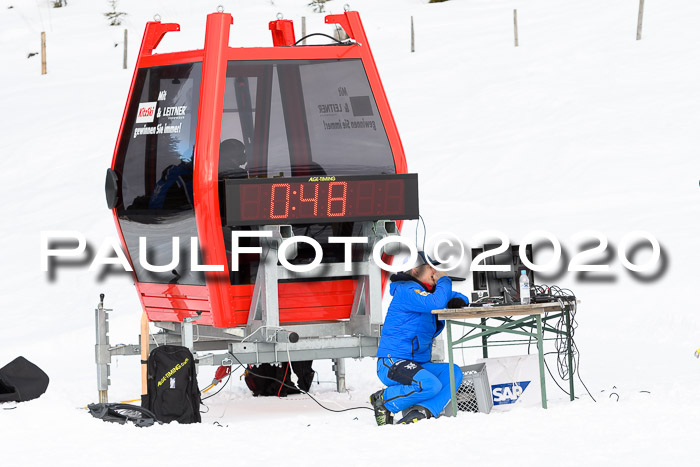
370,389,393,426
397,406,430,425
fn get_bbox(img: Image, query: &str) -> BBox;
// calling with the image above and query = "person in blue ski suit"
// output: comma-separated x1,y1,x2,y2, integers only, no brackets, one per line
371,253,469,425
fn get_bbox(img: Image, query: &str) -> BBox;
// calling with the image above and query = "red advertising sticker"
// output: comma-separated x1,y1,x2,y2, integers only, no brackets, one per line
135,102,157,124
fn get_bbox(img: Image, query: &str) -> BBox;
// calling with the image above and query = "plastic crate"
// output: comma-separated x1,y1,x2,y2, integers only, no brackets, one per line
444,363,493,415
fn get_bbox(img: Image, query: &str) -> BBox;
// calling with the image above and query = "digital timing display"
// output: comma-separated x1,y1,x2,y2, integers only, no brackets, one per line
224,174,419,225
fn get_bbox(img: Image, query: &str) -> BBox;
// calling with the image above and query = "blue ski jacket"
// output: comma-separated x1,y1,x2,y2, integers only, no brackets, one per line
376,273,469,363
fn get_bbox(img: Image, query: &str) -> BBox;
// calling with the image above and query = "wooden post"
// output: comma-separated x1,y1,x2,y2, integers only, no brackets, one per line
41,32,47,75
301,16,306,45
411,16,415,53
514,9,519,47
636,0,645,40
123,29,128,69
140,312,149,404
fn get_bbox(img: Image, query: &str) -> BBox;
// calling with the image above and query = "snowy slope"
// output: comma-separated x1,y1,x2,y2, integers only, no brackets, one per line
1,0,700,465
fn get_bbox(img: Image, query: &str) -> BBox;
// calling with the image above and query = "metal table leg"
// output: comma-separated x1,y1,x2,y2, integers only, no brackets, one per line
481,318,488,358
447,321,457,417
564,306,575,401
536,314,547,409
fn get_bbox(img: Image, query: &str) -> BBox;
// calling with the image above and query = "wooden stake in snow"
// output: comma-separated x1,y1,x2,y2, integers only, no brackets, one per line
123,29,128,69
41,32,47,75
302,16,307,45
637,0,645,40
411,16,415,53
514,9,519,47
140,312,149,403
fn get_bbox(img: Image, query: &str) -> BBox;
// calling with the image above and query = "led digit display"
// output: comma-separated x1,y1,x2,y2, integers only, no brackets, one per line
224,174,419,225
327,182,347,217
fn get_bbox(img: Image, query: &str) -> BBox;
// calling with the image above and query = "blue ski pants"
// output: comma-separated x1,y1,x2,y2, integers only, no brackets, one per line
376,357,463,418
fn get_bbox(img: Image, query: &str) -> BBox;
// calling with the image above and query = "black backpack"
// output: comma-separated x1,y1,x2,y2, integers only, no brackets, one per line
0,357,49,403
244,361,315,397
144,345,201,424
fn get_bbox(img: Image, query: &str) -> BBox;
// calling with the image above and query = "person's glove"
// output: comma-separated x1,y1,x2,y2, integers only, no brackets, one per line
447,297,467,309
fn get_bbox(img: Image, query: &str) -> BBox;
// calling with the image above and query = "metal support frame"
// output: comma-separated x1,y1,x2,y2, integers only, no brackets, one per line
245,225,290,341
444,304,577,416
332,358,346,393
564,308,575,399
535,315,546,408
181,316,200,351
235,221,391,392
446,314,548,414
94,220,398,400
244,222,387,342
95,294,111,403
489,309,575,402
447,322,455,416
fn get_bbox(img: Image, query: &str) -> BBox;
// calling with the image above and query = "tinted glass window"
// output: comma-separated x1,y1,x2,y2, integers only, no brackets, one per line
218,59,395,179
299,60,394,176
114,63,204,286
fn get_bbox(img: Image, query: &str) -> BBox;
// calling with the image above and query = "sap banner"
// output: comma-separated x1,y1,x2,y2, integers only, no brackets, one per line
477,355,541,410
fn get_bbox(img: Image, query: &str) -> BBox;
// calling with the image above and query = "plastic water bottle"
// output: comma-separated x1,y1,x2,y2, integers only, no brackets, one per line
519,270,530,305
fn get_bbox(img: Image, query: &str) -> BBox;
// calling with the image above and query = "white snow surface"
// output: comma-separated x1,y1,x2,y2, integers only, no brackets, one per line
2,0,700,465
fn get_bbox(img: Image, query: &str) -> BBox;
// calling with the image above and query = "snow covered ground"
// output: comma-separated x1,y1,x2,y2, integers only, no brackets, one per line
1,0,700,465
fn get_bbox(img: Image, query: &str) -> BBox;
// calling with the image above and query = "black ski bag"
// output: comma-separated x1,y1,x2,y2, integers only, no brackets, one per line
0,356,49,403
144,345,201,423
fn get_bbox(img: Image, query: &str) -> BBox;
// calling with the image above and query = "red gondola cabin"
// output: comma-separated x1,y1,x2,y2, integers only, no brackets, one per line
106,11,417,330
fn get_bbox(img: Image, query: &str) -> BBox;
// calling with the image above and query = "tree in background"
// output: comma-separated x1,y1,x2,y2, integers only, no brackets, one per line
308,0,331,14
104,0,127,26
